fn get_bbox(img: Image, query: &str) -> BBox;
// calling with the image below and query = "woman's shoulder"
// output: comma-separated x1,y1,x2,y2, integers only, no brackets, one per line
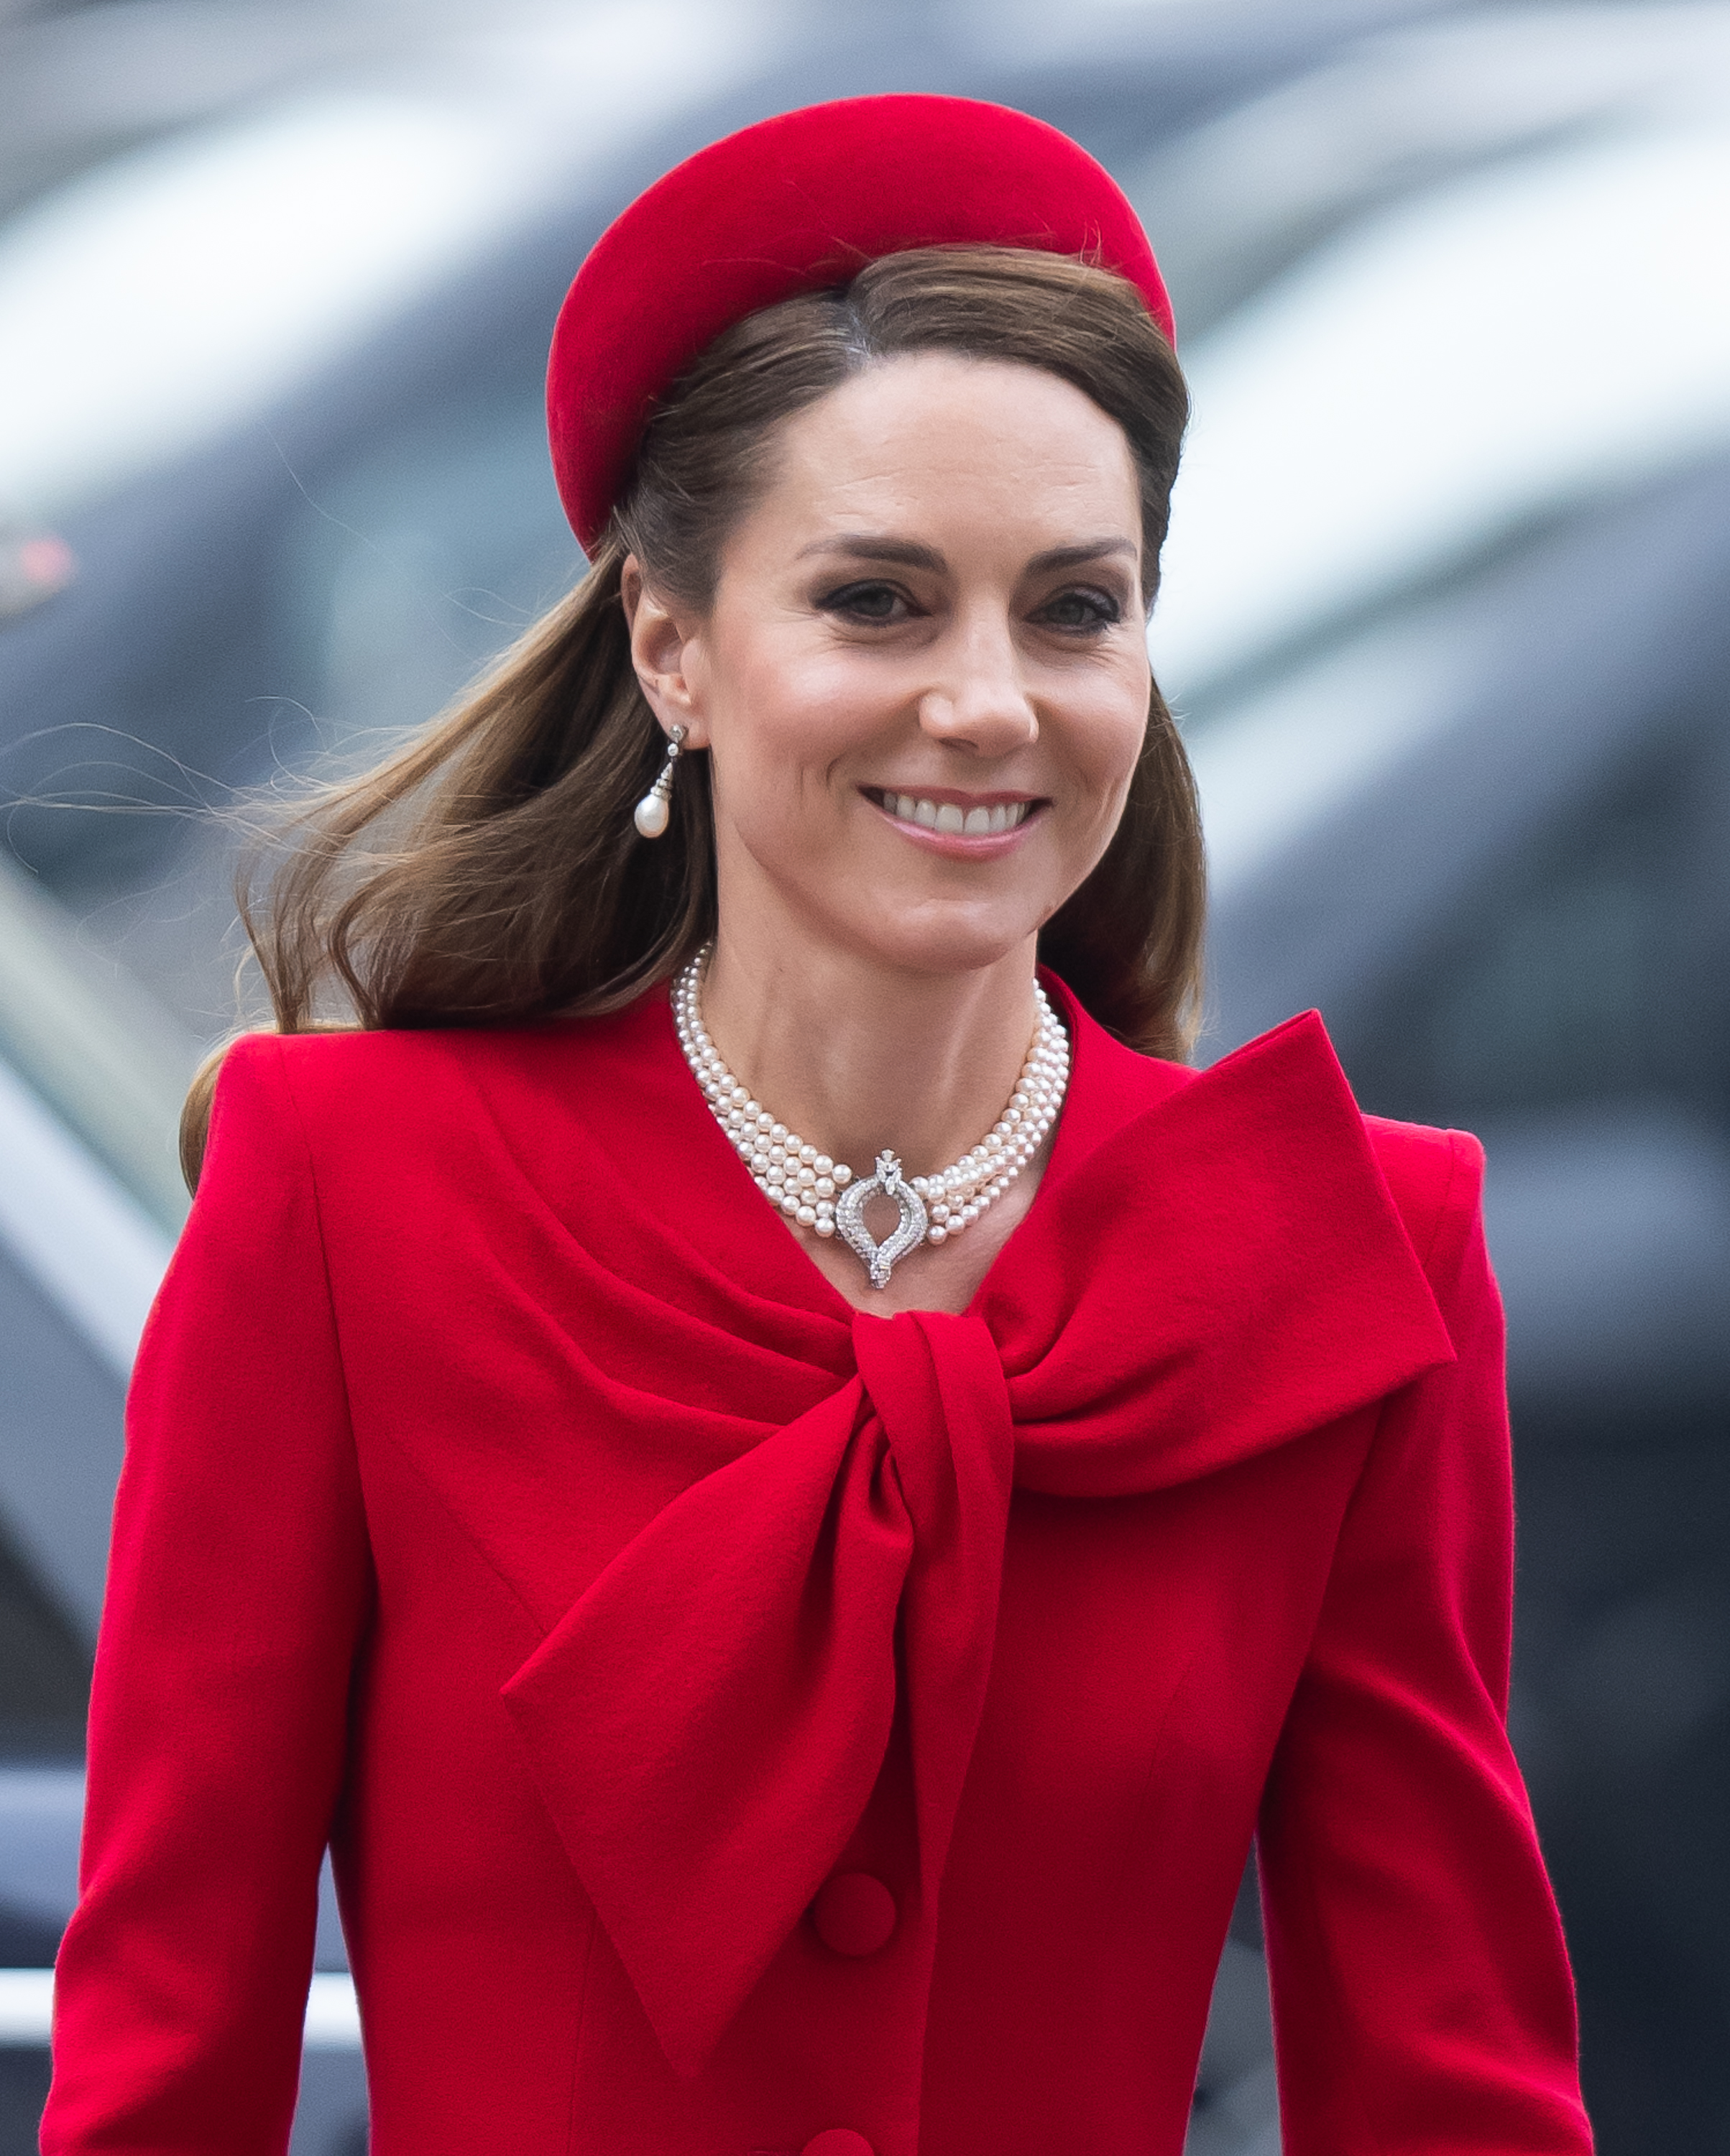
212,1024,494,1130
217,1008,639,1110
1361,1112,1483,1224
223,1021,476,1090
1362,1112,1486,1296
216,992,677,1139
205,1012,651,1187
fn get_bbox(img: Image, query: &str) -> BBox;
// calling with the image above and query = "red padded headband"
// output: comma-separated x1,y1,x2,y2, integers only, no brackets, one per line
547,94,1174,553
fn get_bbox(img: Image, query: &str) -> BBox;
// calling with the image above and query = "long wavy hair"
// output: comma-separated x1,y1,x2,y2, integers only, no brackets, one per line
182,245,1201,1189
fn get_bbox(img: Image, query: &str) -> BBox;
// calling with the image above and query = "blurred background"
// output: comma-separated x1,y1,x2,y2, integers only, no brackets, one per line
0,0,1726,2149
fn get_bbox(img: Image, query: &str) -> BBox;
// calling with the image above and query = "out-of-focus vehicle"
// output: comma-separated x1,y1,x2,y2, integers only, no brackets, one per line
1,3,1726,2152
1156,14,1730,2151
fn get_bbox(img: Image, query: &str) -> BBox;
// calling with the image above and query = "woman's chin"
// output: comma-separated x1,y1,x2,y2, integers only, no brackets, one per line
825,898,1046,982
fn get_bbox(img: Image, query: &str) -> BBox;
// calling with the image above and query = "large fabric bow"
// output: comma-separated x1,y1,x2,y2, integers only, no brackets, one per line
501,1012,1456,2073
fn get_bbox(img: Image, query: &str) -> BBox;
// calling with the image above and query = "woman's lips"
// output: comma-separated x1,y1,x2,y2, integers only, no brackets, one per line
862,786,1046,853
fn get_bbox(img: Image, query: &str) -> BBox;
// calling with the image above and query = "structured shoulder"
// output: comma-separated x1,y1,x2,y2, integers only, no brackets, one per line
246,1023,473,1096
218,1021,574,1123
1363,1113,1485,1291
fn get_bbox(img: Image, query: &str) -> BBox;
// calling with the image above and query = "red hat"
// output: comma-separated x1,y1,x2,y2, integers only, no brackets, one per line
547,94,1173,553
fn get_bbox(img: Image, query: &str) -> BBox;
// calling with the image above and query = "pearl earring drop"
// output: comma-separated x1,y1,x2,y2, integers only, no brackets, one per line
633,724,686,839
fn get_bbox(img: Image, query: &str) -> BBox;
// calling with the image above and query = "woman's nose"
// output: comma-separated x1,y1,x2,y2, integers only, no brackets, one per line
916,617,1039,755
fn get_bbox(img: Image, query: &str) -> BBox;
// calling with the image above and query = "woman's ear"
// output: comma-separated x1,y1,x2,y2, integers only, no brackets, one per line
621,555,710,747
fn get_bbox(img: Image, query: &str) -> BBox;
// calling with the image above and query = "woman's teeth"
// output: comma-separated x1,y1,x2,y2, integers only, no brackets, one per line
883,794,1031,835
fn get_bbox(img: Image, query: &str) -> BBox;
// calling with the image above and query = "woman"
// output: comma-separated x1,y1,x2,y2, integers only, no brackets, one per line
45,96,1593,2156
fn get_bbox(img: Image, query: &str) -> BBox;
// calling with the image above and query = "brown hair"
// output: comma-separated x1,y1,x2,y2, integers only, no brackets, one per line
181,246,1202,1190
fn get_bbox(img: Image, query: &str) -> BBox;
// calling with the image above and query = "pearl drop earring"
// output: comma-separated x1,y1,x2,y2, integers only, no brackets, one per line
633,724,686,839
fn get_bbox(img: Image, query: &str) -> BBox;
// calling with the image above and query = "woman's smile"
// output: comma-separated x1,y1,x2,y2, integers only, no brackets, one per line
861,785,1046,854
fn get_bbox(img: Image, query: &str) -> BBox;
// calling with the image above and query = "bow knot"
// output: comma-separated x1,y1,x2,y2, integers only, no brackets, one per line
502,1308,1014,2076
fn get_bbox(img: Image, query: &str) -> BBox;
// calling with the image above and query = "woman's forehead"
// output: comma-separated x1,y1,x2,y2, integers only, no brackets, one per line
750,354,1142,548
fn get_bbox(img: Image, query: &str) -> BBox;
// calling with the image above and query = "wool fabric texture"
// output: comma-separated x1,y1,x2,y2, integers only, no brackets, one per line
546,95,1176,550
44,985,1592,2156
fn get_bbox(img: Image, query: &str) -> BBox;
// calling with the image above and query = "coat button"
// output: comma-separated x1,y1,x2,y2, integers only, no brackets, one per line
801,2134,874,2156
809,1871,896,1957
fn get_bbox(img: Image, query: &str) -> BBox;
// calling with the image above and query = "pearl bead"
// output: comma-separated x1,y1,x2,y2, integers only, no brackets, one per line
673,942,1069,1281
633,791,669,838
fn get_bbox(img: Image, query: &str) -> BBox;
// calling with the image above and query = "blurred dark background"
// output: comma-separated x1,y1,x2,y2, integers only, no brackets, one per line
0,2,1725,2150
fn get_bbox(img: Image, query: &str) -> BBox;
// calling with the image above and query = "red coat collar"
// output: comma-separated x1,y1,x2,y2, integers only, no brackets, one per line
486,987,1454,2075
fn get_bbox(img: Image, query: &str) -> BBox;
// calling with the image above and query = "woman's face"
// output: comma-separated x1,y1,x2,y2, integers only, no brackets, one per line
628,351,1152,980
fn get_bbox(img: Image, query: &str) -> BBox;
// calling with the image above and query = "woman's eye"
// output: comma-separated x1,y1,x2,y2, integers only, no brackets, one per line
820,581,914,624
1036,587,1123,632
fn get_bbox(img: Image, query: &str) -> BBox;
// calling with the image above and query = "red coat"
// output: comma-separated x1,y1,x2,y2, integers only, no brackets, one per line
45,982,1592,2156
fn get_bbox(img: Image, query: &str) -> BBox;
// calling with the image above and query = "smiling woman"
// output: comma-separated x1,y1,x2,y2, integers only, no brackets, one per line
622,345,1165,1310
44,95,1591,2156
180,241,1196,1142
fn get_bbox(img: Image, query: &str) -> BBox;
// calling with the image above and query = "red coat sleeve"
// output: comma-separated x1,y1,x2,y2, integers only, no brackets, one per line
1257,1128,1593,2156
43,1038,373,2156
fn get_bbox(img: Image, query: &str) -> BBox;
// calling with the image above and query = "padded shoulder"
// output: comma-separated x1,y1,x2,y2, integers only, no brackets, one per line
1363,1114,1485,1298
218,1023,525,1125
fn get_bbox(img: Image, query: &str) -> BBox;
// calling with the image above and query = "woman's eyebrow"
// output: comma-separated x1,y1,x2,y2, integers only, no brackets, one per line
1026,539,1138,573
796,535,948,571
795,535,1138,573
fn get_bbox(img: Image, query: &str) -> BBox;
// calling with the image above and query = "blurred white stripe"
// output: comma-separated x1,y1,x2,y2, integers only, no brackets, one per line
302,1973,364,2049
0,1970,53,2042
0,94,566,520
0,3,778,522
1154,122,1730,696
0,1057,171,1378
0,1968,362,2047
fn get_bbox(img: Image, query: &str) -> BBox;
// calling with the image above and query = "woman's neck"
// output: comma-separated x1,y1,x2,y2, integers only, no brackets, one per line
698,922,1042,1188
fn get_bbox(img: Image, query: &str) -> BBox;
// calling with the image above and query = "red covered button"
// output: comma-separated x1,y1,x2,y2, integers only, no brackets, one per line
801,2134,875,2156
810,1872,897,1958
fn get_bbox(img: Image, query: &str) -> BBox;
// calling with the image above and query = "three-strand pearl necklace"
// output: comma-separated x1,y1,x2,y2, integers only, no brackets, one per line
673,944,1071,1288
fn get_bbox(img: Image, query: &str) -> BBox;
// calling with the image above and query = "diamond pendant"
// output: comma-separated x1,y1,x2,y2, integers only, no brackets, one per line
834,1151,930,1289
